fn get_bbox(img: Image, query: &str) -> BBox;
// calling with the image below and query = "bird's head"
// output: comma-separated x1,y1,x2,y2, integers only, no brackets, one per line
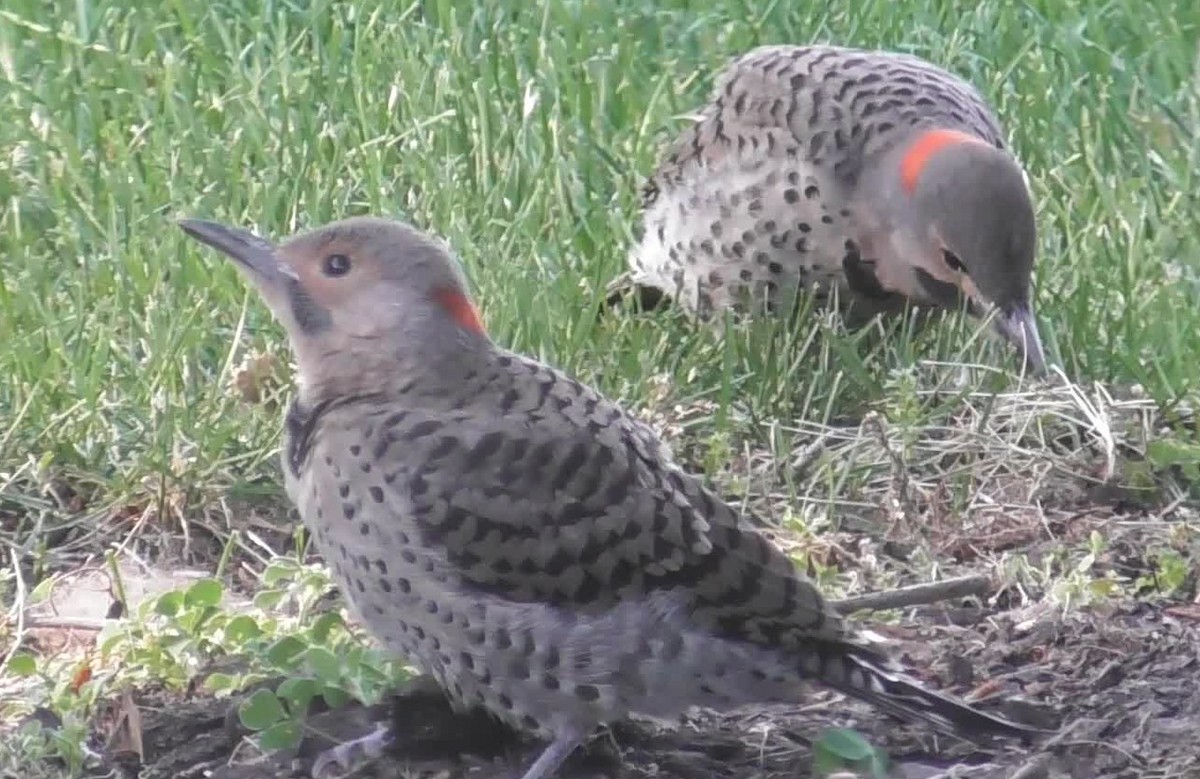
877,127,1047,375
179,216,488,399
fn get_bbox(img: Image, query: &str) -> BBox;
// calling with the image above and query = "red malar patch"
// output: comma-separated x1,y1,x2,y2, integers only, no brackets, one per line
433,288,486,334
900,128,990,194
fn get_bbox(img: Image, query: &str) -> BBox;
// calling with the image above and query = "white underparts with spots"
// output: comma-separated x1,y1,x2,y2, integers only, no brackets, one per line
630,157,860,317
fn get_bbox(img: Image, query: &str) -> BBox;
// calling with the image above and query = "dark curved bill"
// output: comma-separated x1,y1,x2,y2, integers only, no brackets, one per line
177,219,285,281
993,302,1047,376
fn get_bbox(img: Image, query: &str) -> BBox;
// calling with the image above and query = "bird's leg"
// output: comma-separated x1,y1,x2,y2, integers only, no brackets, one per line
515,728,586,779
310,722,394,779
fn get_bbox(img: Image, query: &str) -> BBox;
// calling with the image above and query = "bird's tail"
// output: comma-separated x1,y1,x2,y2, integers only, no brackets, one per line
821,643,1047,745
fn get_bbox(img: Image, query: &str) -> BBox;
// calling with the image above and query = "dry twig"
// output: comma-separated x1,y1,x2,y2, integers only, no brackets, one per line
831,574,991,613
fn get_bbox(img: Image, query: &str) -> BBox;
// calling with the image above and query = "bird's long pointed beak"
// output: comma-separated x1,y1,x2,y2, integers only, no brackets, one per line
177,218,287,282
993,302,1047,377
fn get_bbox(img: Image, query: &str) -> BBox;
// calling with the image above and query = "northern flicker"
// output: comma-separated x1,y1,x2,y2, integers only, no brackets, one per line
179,215,1046,779
605,44,1049,374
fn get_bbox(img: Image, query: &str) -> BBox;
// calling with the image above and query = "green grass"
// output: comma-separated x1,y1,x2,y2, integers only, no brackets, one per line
1,0,1198,568
2,4,1200,772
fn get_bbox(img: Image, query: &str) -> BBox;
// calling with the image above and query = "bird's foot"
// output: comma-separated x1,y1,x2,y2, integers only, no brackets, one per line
310,722,394,779
515,729,586,779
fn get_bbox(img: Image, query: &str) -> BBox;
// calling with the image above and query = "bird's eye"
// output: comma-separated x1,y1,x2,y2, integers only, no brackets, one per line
322,254,352,277
942,250,966,273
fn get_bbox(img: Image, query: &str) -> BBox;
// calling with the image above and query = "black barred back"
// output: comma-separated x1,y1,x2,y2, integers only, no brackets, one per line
337,346,849,651
645,44,1006,210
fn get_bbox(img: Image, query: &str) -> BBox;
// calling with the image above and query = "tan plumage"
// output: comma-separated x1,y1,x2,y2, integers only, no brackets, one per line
180,215,1046,779
607,44,1048,374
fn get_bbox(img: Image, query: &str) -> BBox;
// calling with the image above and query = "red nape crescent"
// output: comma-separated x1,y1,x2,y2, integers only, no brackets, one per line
433,287,486,334
899,128,991,194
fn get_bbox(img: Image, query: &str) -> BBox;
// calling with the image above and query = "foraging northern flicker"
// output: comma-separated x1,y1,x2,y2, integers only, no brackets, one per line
606,44,1048,374
179,215,1045,779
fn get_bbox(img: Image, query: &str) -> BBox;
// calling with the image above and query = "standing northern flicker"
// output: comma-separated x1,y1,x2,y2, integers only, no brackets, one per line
606,44,1048,374
179,215,1045,779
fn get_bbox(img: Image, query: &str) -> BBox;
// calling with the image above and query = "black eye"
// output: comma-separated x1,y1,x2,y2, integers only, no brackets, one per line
942,250,966,273
323,254,352,277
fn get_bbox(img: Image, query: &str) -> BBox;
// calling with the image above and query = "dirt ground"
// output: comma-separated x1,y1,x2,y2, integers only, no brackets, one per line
46,592,1199,779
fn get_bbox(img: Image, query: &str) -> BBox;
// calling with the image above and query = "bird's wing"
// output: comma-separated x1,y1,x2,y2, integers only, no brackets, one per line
352,369,1048,744
386,383,849,650
642,45,1009,210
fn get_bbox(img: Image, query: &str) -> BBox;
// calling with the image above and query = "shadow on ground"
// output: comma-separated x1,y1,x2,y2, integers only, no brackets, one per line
54,597,1199,779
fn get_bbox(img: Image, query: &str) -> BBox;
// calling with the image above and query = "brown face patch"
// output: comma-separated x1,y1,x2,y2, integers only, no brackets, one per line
277,237,379,333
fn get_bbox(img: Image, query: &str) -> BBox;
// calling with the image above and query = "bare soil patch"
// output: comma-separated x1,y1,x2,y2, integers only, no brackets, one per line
41,595,1200,779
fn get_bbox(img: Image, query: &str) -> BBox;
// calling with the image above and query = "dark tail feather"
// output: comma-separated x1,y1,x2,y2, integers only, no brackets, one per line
598,272,669,318
827,648,1050,745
